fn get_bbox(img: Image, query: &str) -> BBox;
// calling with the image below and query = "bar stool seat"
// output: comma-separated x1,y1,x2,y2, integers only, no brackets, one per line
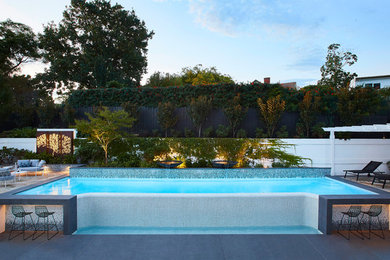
361,205,385,239
337,206,364,240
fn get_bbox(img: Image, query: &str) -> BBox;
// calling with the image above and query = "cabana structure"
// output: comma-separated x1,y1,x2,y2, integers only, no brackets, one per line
323,124,390,175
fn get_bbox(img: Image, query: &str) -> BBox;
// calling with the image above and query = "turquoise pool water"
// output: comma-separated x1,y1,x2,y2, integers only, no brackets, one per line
75,226,321,235
18,177,375,195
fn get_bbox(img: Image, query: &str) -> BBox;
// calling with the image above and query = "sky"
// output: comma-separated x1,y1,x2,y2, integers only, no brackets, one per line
1,0,390,87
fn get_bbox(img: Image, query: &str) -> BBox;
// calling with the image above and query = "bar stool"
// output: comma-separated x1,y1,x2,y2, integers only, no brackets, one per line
337,205,364,240
33,206,59,240
8,206,35,240
361,205,385,239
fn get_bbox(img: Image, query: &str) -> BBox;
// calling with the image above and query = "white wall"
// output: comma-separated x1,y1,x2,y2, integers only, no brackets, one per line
0,138,36,152
281,138,390,175
355,77,390,88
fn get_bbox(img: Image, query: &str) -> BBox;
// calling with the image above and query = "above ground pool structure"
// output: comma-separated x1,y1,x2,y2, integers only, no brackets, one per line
1,167,390,235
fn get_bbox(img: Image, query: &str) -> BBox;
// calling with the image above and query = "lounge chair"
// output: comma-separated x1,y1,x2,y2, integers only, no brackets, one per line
343,161,383,181
371,173,390,189
0,168,15,187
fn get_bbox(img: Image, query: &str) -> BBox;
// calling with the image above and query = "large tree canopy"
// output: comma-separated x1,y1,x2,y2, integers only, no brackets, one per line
39,0,154,93
319,43,357,89
0,19,40,76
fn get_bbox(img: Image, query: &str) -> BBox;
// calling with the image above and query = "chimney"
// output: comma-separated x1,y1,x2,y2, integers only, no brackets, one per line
264,77,271,84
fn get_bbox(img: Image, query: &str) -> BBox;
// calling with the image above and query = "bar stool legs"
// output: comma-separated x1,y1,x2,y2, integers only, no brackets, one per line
361,205,385,239
33,206,59,240
337,206,364,240
8,206,35,240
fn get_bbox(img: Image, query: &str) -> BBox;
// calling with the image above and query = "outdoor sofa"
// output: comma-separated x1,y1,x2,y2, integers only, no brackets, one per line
16,159,46,175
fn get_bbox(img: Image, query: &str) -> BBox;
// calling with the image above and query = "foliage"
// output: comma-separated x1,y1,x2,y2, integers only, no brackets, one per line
74,138,104,164
311,122,328,138
38,0,153,93
255,128,266,138
216,124,230,138
145,71,182,87
257,95,286,137
236,129,247,138
121,101,139,123
276,126,288,138
0,19,40,76
224,94,248,137
337,86,382,125
0,127,36,138
68,82,298,109
157,102,178,137
299,91,320,137
319,43,357,89
76,137,306,168
184,128,194,137
187,96,212,137
203,126,214,137
181,64,234,85
75,107,135,164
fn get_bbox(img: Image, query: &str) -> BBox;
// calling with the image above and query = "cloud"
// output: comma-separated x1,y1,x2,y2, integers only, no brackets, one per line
286,46,325,71
187,0,325,38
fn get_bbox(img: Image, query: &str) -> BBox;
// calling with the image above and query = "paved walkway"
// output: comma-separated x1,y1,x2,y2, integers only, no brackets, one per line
1,231,390,260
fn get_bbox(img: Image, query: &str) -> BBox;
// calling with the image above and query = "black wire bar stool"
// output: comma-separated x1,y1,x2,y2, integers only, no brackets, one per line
8,206,35,240
32,206,59,240
361,205,385,239
337,205,364,240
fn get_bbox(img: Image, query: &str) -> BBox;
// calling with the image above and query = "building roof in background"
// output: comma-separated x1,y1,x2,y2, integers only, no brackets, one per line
356,75,390,80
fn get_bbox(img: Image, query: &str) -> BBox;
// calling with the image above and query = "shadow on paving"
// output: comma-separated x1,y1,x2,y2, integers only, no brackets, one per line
1,231,390,260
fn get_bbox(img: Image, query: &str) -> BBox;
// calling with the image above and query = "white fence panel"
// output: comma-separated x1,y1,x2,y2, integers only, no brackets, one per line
0,138,36,152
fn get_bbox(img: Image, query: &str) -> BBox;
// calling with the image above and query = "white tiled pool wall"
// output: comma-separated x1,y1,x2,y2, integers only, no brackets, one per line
77,193,319,230
332,204,389,230
4,205,63,231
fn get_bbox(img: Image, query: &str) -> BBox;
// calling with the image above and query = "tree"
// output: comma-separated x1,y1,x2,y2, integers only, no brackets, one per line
75,107,135,164
157,102,178,137
224,94,248,137
257,95,286,137
319,43,357,89
299,91,320,137
0,19,40,76
187,96,212,137
181,64,234,85
145,71,183,87
39,0,154,93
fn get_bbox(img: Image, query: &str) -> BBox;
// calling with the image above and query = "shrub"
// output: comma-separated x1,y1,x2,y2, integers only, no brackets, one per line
184,128,194,137
255,128,266,138
276,126,288,138
236,129,247,138
203,126,214,137
215,124,230,138
0,127,36,138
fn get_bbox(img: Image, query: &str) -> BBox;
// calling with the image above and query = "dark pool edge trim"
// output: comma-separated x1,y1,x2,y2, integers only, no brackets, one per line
318,176,390,234
0,176,77,235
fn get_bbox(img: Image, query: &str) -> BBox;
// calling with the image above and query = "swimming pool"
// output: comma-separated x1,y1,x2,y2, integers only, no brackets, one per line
18,177,375,195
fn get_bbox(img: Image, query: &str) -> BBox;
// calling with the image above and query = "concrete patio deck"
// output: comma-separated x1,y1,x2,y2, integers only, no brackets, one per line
1,231,390,260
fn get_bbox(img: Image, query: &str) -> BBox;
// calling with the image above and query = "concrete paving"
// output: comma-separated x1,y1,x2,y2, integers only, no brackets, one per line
1,231,390,260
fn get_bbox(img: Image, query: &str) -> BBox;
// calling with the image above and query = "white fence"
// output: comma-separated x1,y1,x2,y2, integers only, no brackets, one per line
0,138,36,152
282,139,390,175
0,138,389,175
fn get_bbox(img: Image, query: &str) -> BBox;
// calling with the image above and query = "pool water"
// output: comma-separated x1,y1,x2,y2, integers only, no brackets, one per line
75,225,321,235
18,177,375,195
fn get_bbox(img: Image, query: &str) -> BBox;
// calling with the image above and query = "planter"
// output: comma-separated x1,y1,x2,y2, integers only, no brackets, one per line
157,160,183,169
212,160,238,169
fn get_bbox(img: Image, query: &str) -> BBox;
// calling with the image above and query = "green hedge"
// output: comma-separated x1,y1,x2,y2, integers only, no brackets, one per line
68,83,301,110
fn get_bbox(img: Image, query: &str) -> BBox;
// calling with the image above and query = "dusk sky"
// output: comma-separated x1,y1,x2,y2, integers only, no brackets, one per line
1,0,389,86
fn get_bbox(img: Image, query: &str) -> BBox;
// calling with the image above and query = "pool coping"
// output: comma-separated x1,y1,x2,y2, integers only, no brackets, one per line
1,175,389,235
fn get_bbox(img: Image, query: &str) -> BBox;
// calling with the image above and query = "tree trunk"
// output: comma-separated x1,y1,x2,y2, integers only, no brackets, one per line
103,146,108,165
198,125,202,137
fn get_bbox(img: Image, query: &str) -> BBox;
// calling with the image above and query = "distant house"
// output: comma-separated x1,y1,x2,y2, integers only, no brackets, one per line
252,77,297,90
352,75,390,89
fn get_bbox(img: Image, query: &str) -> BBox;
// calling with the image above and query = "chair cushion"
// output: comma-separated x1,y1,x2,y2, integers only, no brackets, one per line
30,159,40,167
38,160,46,167
17,160,31,167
